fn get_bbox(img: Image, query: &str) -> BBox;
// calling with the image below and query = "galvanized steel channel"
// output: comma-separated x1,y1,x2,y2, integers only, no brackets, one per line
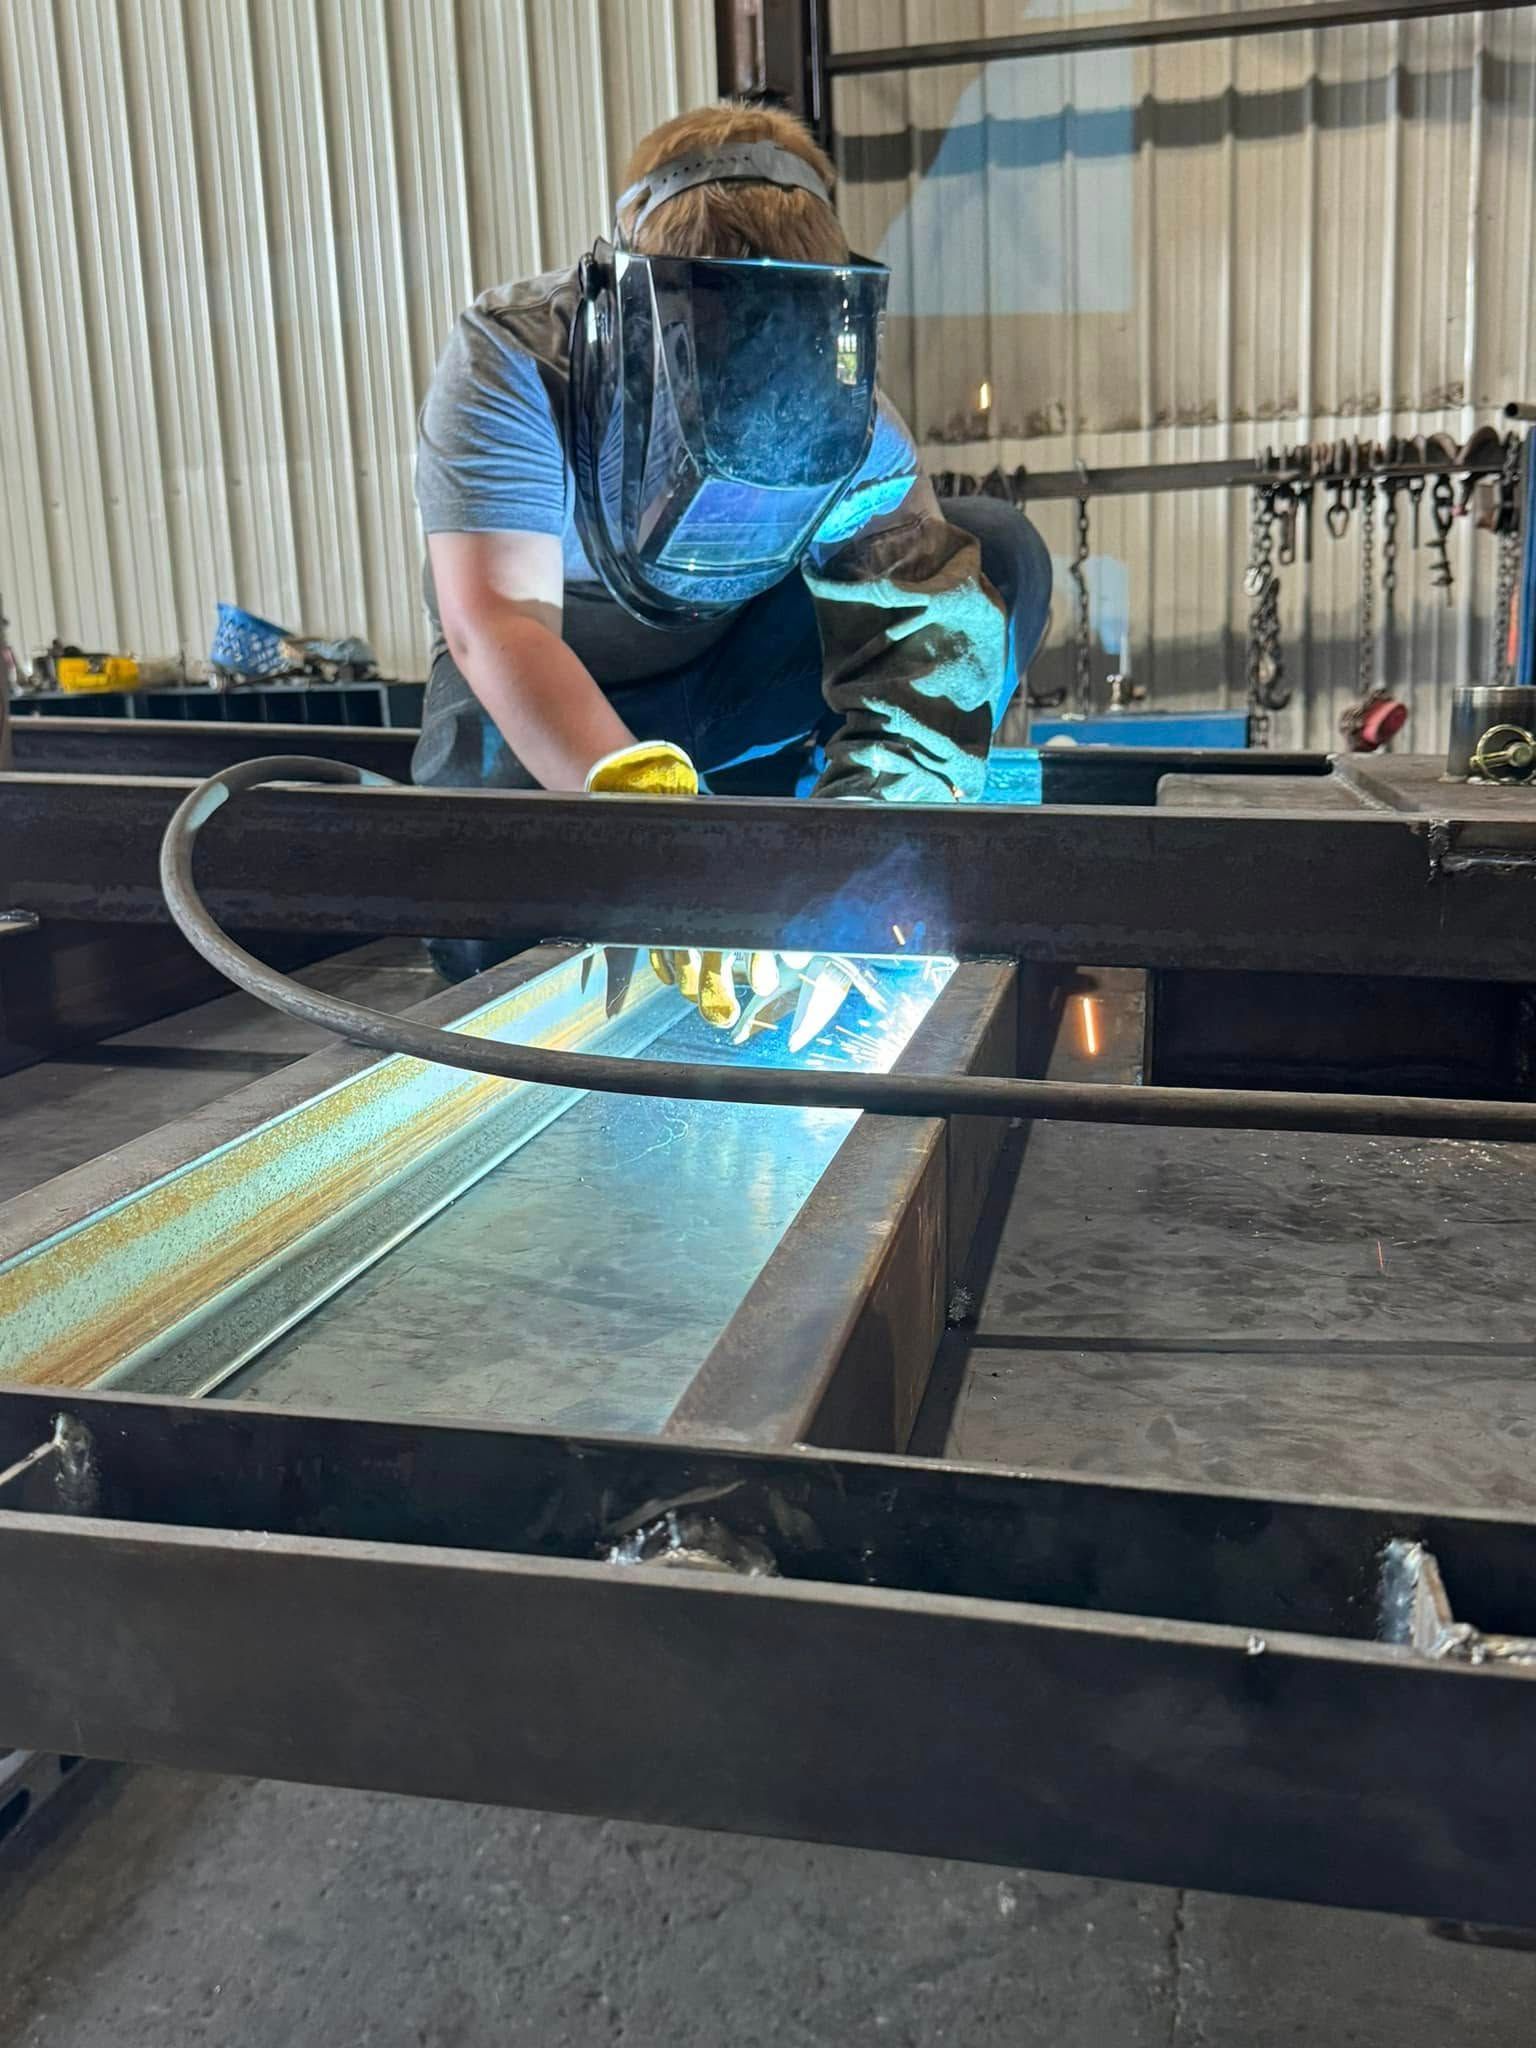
0,945,673,1396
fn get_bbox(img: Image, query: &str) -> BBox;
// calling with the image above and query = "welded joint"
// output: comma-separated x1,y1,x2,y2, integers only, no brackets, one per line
0,1413,99,1516
52,1412,98,1514
1379,1537,1536,1668
1427,818,1536,881
606,1511,778,1577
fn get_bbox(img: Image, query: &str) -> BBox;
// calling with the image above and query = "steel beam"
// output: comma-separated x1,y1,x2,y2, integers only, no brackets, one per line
1146,967,1536,1097
8,717,1328,805
9,715,419,782
2,1389,1536,1925
1036,745,1325,807
938,453,1508,504
666,960,1020,1451
826,0,1536,76
5,770,1536,980
0,916,285,1081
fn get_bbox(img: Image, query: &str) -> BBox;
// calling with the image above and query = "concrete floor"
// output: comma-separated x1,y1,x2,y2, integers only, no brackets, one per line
1,1769,1533,2047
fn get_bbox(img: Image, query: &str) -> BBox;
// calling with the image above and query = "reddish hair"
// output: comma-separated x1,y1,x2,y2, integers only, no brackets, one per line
619,101,848,262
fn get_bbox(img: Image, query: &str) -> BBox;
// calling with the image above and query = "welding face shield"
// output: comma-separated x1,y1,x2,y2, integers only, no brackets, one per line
570,242,889,627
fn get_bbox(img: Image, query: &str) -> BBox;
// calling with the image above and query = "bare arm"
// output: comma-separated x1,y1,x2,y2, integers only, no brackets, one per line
428,529,634,790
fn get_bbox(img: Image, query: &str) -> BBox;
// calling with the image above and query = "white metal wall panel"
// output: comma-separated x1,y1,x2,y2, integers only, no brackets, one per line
54,0,179,654
0,0,715,677
0,0,117,652
834,0,1536,750
316,1,425,672
119,0,237,652
459,0,547,281
246,0,367,653
182,1,301,639
0,24,59,661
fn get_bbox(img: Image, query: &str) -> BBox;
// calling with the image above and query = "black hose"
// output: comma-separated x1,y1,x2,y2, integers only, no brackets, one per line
160,756,1536,1144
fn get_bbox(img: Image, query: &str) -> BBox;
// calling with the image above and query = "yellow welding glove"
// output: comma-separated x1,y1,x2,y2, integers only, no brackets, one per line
649,945,877,1048
585,741,741,1029
584,739,698,799
583,741,867,1044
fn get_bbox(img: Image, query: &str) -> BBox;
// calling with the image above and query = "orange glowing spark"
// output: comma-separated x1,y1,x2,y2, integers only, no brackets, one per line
1079,995,1100,1058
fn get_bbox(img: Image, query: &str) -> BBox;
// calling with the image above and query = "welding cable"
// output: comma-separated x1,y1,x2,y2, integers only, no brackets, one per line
160,756,1536,1145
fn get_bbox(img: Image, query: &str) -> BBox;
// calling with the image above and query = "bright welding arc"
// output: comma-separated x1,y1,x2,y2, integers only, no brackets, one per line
156,757,1536,1145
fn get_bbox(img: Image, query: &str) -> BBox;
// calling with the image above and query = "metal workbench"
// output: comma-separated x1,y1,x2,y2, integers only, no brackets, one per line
4,727,1536,1930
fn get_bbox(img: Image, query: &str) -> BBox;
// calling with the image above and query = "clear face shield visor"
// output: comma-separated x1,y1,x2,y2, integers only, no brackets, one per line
570,143,888,625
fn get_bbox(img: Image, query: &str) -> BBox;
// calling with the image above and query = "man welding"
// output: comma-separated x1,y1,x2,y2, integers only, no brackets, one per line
415,102,1051,1035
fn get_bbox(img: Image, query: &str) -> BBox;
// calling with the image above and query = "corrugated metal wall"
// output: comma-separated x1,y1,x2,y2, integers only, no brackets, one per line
833,0,1536,747
0,0,715,679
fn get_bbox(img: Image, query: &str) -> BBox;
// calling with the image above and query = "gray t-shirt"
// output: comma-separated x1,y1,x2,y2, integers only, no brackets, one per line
413,266,919,782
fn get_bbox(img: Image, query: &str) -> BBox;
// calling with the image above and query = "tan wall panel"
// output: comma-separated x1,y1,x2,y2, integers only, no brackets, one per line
835,2,1535,747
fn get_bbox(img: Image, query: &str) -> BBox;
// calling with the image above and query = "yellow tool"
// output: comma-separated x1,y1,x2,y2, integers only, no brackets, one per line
56,653,141,695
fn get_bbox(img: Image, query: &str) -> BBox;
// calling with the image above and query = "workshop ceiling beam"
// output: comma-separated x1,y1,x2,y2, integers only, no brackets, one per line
826,0,1536,75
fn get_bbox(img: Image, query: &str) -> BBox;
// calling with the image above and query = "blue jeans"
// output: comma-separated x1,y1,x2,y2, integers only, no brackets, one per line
424,496,1051,979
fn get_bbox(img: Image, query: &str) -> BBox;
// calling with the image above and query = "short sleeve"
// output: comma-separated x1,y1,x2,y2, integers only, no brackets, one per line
415,306,569,537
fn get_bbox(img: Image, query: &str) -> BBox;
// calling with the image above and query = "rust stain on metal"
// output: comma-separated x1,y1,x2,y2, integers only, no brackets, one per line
1,957,655,1390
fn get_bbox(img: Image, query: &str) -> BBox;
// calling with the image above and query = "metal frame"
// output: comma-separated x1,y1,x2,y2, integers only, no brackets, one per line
10,715,422,782
0,730,1318,1072
6,676,424,725
0,916,233,1082
5,716,1328,801
7,746,1536,1921
0,1744,88,1854
2,1387,1535,1926
6,769,1536,979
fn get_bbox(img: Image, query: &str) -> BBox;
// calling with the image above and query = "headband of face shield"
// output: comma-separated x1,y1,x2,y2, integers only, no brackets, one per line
570,142,890,627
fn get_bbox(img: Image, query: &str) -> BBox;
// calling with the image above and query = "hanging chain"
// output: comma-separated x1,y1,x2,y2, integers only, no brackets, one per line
1071,495,1093,716
1493,431,1523,685
1357,477,1376,704
1244,485,1269,738
1244,484,1285,746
